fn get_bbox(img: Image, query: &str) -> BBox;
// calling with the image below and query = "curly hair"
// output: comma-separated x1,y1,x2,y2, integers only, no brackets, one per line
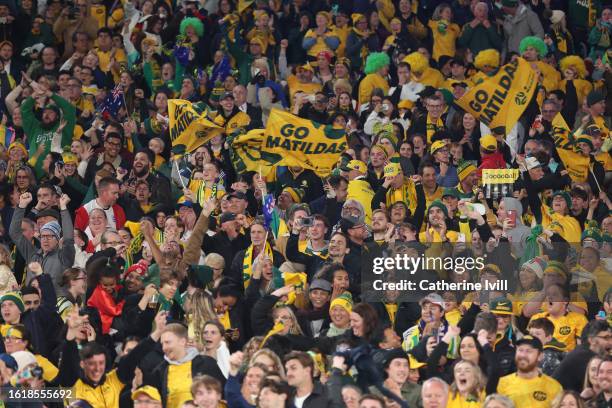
180,17,204,37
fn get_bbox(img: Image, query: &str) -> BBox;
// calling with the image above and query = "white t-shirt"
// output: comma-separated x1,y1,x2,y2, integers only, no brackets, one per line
294,394,310,408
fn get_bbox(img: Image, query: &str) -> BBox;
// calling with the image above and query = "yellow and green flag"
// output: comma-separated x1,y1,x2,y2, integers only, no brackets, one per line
262,109,347,176
457,57,538,135
168,99,224,154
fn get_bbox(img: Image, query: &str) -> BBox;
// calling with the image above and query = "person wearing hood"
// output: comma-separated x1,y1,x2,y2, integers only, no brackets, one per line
20,85,76,177
138,312,226,408
497,197,531,259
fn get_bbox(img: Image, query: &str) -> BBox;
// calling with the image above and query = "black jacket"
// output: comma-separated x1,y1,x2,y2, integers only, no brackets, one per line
289,382,337,408
553,343,595,392
140,337,226,405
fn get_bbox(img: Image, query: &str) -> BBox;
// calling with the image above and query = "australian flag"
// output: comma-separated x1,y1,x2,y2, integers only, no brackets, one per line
263,193,280,239
100,84,125,120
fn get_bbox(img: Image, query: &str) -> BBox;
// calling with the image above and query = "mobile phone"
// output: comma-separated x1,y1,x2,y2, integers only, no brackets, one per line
507,210,517,225
431,328,438,340
597,310,607,319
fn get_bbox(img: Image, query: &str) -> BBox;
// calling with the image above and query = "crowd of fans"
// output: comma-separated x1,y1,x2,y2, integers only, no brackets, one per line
0,0,610,407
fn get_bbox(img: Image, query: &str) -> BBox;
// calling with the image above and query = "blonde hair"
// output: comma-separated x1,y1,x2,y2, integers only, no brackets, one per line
204,253,225,270
191,290,218,343
250,348,286,379
0,244,13,268
272,305,304,335
450,360,486,401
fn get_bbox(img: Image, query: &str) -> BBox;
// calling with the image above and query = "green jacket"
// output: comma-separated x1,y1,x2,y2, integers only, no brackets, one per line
224,25,254,85
21,94,76,177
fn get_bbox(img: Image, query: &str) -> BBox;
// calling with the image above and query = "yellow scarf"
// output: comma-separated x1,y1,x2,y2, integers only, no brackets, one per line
218,310,231,329
426,114,445,143
242,242,274,288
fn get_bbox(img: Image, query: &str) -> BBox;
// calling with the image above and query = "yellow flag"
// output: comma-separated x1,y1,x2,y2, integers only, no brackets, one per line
457,57,538,135
551,113,573,148
262,109,347,176
168,99,224,154
556,148,590,182
227,128,274,176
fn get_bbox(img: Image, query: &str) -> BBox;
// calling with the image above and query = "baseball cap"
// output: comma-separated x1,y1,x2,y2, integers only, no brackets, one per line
220,92,235,101
384,162,401,177
309,279,332,293
516,335,543,351
480,134,497,151
131,386,162,402
489,297,513,316
430,140,448,155
343,160,367,174
419,293,444,309
220,212,237,224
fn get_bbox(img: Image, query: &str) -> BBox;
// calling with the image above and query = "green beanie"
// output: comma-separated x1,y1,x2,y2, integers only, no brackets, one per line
0,292,24,313
551,191,572,210
428,199,449,219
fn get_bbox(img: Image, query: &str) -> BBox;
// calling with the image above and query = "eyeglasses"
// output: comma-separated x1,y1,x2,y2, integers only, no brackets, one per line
104,241,122,246
4,336,23,343
106,141,121,147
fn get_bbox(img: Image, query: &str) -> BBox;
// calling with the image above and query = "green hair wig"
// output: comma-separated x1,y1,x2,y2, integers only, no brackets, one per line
519,36,547,57
180,17,204,37
364,52,390,75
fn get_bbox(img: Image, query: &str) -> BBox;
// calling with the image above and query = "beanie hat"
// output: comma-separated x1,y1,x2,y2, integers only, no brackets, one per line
329,292,353,314
282,187,305,203
11,351,36,372
582,223,603,242
0,353,18,372
551,191,572,209
124,259,149,280
1,292,25,313
543,260,568,279
587,90,605,107
8,141,27,157
351,13,365,25
40,220,61,239
474,49,500,70
575,135,594,151
521,256,547,279
62,152,78,165
457,160,477,182
550,10,565,24
428,199,448,219
519,36,548,57
364,52,390,75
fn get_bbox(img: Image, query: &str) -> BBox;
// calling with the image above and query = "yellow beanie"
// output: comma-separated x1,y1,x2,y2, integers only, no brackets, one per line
474,49,500,70
330,292,353,314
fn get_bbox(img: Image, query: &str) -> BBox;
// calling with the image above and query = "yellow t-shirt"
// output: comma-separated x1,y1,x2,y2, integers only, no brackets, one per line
529,311,588,352
497,373,562,408
167,361,193,408
446,390,485,408
428,20,460,61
